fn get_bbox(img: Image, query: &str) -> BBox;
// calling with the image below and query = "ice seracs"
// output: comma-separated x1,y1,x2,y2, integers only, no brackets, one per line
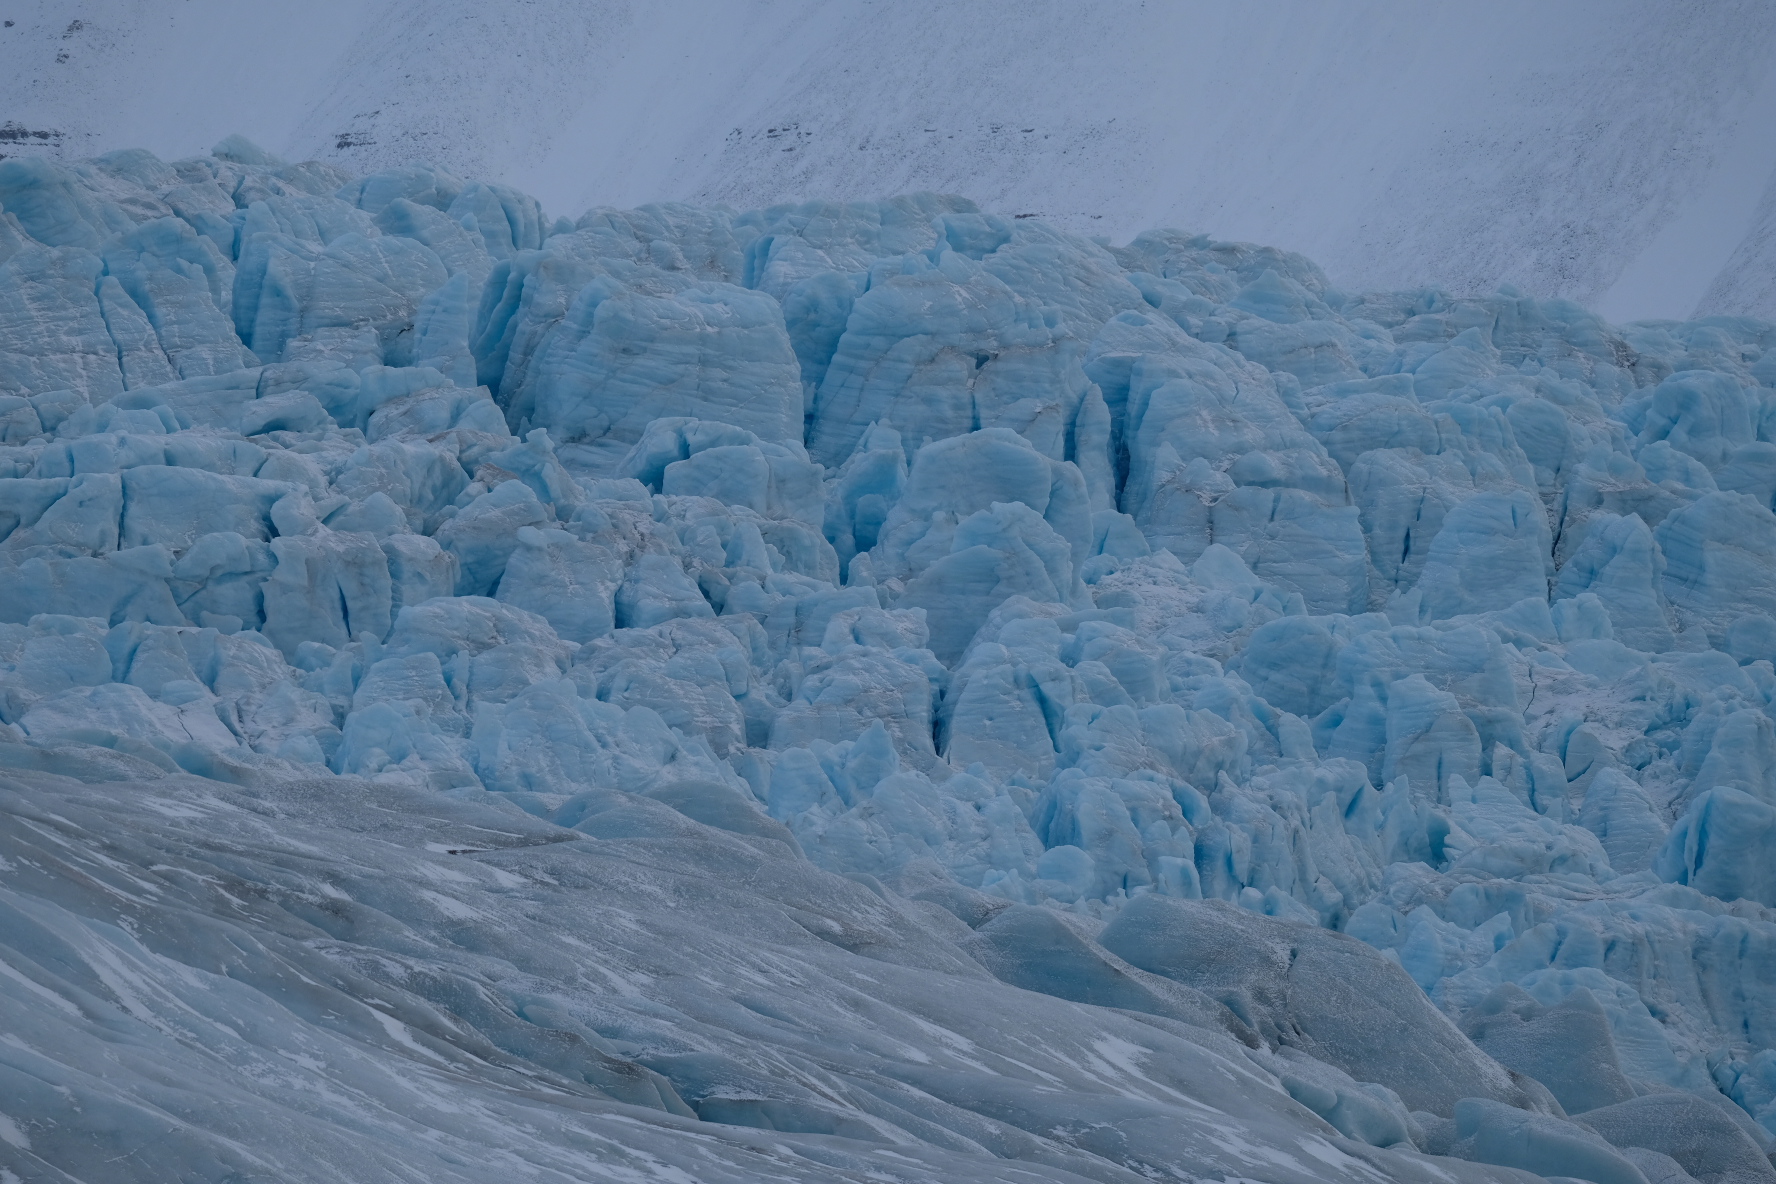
3,141,1776,1184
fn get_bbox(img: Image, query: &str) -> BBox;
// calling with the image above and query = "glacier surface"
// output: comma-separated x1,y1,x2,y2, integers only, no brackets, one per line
2,142,1776,1184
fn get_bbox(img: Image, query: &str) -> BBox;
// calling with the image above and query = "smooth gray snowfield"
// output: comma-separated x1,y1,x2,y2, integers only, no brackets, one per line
0,745,1544,1184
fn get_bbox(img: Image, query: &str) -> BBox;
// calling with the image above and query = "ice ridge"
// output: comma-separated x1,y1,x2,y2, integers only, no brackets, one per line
2,142,1776,1183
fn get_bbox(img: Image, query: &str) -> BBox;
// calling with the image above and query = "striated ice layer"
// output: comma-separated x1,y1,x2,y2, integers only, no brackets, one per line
2,141,1776,1184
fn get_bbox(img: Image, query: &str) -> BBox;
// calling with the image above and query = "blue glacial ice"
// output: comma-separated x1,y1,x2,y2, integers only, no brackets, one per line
3,142,1776,1184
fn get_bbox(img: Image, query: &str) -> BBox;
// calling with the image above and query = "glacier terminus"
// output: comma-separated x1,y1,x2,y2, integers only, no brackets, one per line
0,139,1775,1184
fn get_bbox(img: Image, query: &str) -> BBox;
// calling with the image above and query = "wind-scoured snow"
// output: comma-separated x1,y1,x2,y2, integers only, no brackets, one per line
3,1,1776,322
1,140,1775,1184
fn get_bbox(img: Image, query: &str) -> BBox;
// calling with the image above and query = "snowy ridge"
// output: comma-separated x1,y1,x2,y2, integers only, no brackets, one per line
4,1,1776,322
1,142,1776,1183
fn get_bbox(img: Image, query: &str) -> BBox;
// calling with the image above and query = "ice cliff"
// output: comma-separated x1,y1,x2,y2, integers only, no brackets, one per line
3,141,1776,1184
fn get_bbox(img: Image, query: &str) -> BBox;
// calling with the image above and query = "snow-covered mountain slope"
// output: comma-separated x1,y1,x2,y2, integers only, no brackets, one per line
3,0,1775,322
4,141,1776,1183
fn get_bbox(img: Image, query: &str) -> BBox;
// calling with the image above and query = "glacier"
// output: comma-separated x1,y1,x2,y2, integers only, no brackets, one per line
1,141,1776,1184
